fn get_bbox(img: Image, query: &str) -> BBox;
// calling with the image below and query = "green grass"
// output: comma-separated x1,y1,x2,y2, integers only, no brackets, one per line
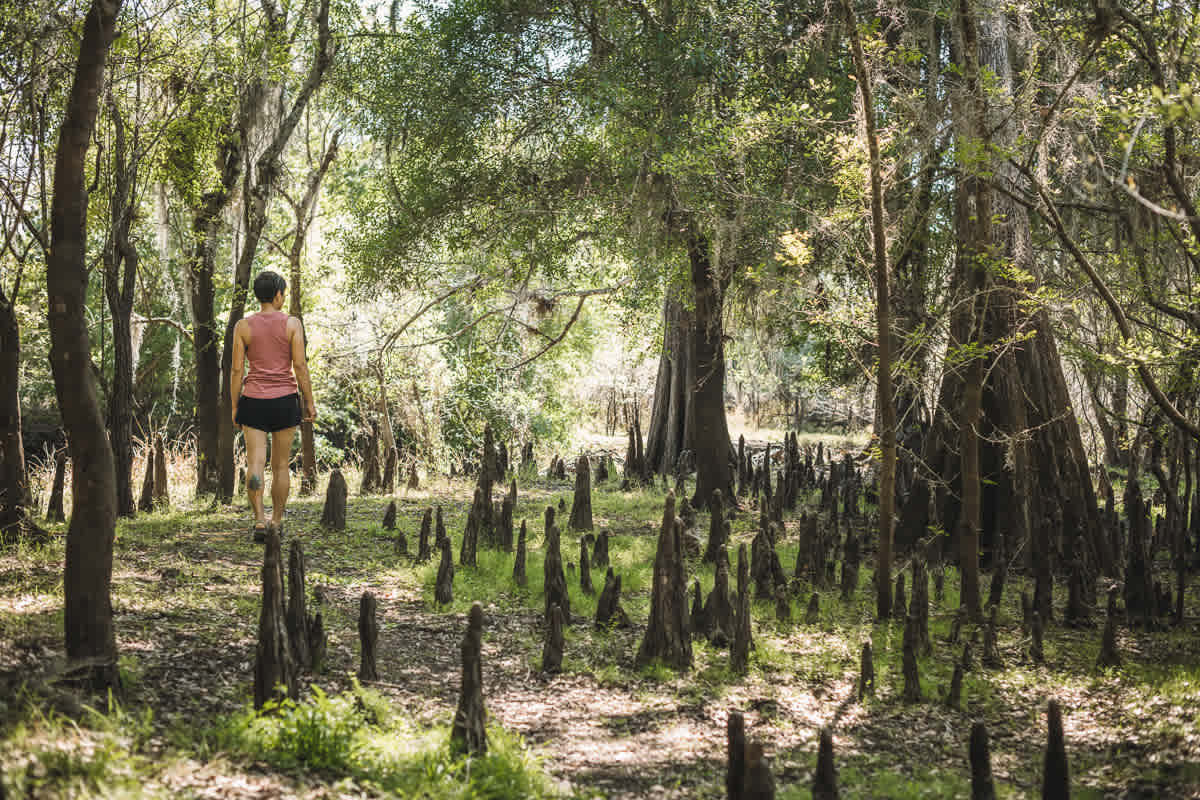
214,684,568,799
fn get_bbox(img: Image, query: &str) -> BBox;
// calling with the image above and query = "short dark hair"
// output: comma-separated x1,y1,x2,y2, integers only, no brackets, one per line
253,270,287,303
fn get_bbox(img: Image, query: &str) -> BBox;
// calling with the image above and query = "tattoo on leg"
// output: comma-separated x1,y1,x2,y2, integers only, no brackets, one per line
248,474,263,491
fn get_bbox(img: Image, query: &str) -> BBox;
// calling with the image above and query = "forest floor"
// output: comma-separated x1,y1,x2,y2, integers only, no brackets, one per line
2,440,1200,798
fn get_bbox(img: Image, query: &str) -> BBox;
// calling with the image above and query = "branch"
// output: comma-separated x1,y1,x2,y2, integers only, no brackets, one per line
502,295,586,372
1017,159,1200,444
135,314,194,344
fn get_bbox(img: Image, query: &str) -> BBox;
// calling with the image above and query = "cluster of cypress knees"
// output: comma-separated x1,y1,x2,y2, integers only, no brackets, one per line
255,423,1132,792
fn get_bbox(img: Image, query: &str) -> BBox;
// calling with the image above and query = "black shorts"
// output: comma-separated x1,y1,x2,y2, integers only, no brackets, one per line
236,393,301,433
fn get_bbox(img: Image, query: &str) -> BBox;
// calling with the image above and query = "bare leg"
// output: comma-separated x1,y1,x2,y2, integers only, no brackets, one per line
243,427,268,526
270,427,297,526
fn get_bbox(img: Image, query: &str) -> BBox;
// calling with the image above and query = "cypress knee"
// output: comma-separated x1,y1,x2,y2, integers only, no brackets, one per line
902,614,921,703
636,491,692,670
417,508,432,562
542,603,565,674
970,722,996,800
544,513,571,622
286,540,312,670
732,543,752,674
946,661,963,710
435,536,454,606
1097,589,1120,668
704,548,735,646
893,572,907,621
691,579,706,638
358,591,379,681
513,520,528,587
1043,699,1070,799
449,602,487,756
383,500,396,530
406,462,419,490
743,742,776,800
580,534,595,595
1030,611,1045,664
320,469,347,530
435,505,447,547
727,711,746,800
596,567,631,628
704,488,727,564
812,726,839,800
569,455,593,531
592,528,611,568
858,641,874,700
775,586,791,624
253,526,296,709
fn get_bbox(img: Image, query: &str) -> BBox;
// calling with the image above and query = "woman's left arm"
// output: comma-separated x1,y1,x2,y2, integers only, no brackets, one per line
231,320,246,425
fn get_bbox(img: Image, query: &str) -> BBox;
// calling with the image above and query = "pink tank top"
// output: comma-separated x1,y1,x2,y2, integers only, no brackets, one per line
242,311,298,399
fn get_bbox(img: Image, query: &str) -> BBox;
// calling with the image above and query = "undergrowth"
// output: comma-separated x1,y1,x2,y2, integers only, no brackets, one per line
214,683,568,799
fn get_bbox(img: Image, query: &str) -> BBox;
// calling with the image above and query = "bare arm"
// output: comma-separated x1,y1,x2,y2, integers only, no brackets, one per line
231,319,247,424
290,316,316,421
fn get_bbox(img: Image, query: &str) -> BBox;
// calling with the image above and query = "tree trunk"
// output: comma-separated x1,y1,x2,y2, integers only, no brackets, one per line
686,231,734,510
645,296,693,478
954,0,990,621
103,97,139,518
898,0,1104,585
843,0,896,622
0,293,32,535
46,0,123,692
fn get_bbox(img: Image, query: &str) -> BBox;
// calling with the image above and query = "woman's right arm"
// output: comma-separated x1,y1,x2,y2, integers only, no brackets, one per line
290,317,316,421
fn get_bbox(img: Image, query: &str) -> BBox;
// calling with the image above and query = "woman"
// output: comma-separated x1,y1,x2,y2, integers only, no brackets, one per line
231,270,316,542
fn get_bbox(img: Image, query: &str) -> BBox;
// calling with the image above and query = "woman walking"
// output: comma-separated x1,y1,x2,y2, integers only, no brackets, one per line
231,270,316,542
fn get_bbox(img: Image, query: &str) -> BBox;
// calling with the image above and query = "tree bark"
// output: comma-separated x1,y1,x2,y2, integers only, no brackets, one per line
46,0,123,691
103,95,139,518
645,296,694,477
0,291,32,535
842,0,897,621
686,231,734,510
897,0,1104,588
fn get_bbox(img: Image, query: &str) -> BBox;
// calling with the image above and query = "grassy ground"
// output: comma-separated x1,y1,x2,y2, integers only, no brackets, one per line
2,449,1199,798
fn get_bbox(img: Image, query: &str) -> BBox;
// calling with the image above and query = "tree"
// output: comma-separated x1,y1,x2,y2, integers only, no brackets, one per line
841,0,897,621
46,0,124,690
347,1,829,506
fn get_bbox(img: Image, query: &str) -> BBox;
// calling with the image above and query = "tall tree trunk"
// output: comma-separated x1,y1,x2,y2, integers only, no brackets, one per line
954,0,991,621
104,95,138,518
842,0,897,621
189,189,237,498
47,0,123,691
0,292,31,534
687,230,734,510
645,296,693,477
899,0,1105,584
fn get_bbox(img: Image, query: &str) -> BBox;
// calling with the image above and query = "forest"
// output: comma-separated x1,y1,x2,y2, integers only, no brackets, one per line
1,0,1199,796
